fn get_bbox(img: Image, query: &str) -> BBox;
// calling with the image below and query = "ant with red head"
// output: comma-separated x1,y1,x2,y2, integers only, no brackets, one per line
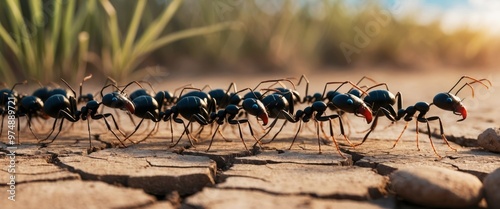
391,76,491,157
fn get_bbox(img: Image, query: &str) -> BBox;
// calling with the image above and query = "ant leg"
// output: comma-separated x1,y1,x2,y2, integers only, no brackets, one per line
319,121,329,144
269,120,288,144
359,107,396,146
206,124,221,152
232,121,249,151
45,118,65,144
16,116,21,144
27,116,41,141
315,120,322,154
336,115,356,148
91,113,127,147
126,111,137,127
260,117,279,143
328,119,346,158
39,117,60,142
289,120,303,150
418,118,441,158
0,112,5,139
134,112,161,144
44,111,80,144
392,121,408,149
261,110,296,144
170,119,194,148
123,118,146,142
243,119,261,147
426,116,457,152
342,114,352,136
415,119,420,151
102,113,126,137
169,118,174,143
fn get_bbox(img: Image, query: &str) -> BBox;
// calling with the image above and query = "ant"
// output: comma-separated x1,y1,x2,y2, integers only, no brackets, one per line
0,81,28,141
168,94,266,152
391,76,491,157
350,81,402,146
258,80,372,155
38,75,127,148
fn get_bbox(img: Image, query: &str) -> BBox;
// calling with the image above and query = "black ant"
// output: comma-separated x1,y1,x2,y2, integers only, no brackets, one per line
351,81,402,146
38,75,127,148
0,81,28,142
392,76,491,157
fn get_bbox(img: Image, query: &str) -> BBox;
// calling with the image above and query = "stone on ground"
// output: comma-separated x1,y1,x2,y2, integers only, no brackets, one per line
389,166,483,208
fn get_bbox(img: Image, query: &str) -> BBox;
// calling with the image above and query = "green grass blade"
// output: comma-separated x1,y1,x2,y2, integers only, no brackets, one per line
62,0,76,57
50,0,63,56
6,0,39,78
121,0,147,63
138,21,240,56
28,0,44,60
101,0,122,68
5,0,22,49
0,53,16,83
134,0,183,52
0,22,21,58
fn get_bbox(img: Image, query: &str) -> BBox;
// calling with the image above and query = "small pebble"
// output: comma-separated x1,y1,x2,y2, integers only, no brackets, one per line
478,128,500,152
484,168,500,209
390,166,483,208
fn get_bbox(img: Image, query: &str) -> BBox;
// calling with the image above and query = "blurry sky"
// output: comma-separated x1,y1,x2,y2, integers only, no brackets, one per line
382,0,500,35
254,0,500,35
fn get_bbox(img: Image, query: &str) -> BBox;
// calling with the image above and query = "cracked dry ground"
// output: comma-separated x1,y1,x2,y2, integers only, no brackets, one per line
1,70,499,209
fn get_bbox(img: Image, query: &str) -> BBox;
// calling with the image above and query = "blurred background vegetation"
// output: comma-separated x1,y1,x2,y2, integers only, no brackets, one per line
0,0,498,84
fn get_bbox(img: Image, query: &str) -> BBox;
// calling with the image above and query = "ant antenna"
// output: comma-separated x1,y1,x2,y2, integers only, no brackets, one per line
173,84,194,98
232,87,261,100
60,79,77,98
137,80,156,94
321,81,368,99
178,87,203,98
79,74,93,99
120,81,145,94
448,76,491,97
296,74,310,101
454,78,492,98
252,79,297,92
10,80,27,92
100,84,122,98
365,83,391,92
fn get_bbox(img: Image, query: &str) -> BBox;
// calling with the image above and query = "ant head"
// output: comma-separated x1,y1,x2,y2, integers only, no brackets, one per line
332,94,373,123
242,98,268,125
102,92,135,114
432,93,466,121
